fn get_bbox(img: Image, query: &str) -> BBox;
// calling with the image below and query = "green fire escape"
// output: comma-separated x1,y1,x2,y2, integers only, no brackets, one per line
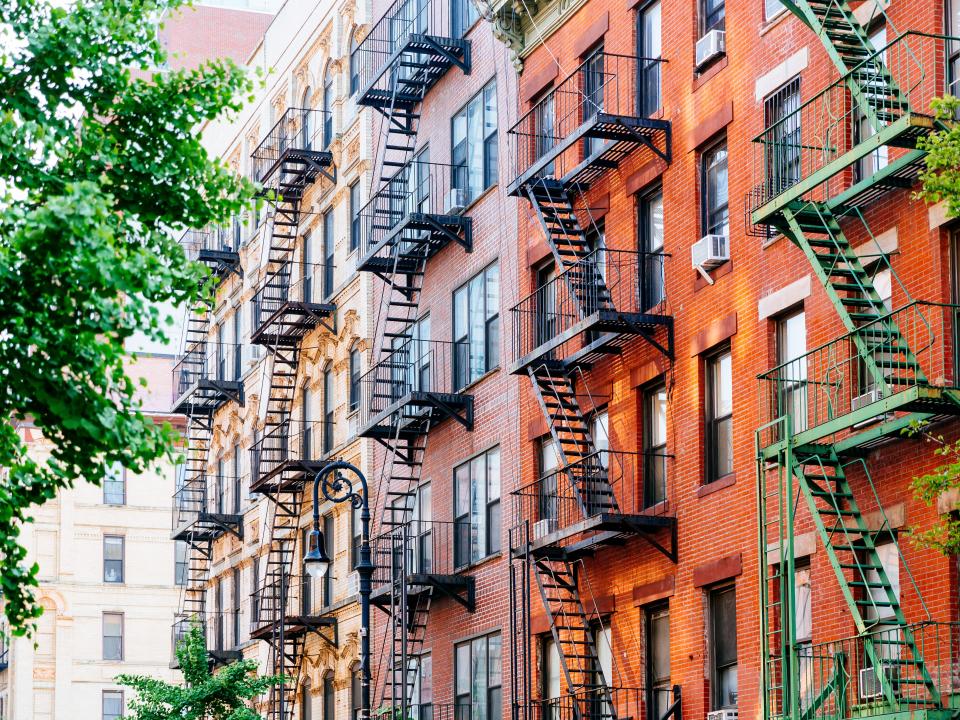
752,5,960,720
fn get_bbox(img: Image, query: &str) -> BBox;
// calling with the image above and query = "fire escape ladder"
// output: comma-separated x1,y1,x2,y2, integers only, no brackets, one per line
529,362,619,518
533,558,616,720
790,446,941,708
780,204,926,394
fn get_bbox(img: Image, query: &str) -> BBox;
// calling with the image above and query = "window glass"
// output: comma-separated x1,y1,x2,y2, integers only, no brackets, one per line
765,0,784,20
103,462,125,505
638,1,662,116
102,691,123,720
764,78,801,195
644,384,668,506
648,605,671,718
349,349,361,412
455,634,501,720
350,182,361,252
454,263,500,388
452,82,498,202
103,613,123,660
700,0,725,35
777,310,807,432
104,536,124,583
855,27,890,181
710,585,737,709
706,350,733,481
175,540,188,586
454,447,501,565
702,141,729,238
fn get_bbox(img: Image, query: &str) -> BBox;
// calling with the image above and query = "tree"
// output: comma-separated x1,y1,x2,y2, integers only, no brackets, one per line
916,96,960,219
0,0,257,632
117,624,281,719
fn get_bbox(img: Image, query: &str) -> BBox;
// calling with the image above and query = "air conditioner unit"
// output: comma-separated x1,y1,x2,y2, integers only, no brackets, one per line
706,709,738,720
446,188,468,215
691,234,729,283
696,29,726,69
533,518,557,539
852,387,883,412
859,664,899,700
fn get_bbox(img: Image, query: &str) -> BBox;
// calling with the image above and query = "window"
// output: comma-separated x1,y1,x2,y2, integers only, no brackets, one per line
302,681,313,720
538,438,561,526
323,68,334,147
351,666,363,720
864,541,901,663
535,262,558,350
454,447,501,566
643,382,668,507
854,27,889,181
103,536,124,583
709,584,738,709
102,691,123,720
764,78,801,195
323,366,334,454
453,263,500,388
232,443,242,514
794,560,813,710
701,140,729,238
765,0,785,20
776,310,807,433
541,637,561,712
705,348,733,482
323,673,335,720
103,613,123,661
452,82,497,203
303,386,316,458
582,47,606,157
646,605,671,720
350,37,360,96
455,633,502,720
175,540,188,586
352,503,362,569
322,514,335,606
412,654,433,720
533,89,555,173
349,348,361,412
103,462,125,505
350,181,361,252
591,623,614,712
214,580,224,651
638,188,665,310
232,567,241,648
700,0,724,36
251,556,260,625
452,0,478,37
323,210,335,297
301,88,314,150
637,1,662,117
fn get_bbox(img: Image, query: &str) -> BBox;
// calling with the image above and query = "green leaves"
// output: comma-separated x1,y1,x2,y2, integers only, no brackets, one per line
917,95,960,220
117,624,282,720
0,0,256,633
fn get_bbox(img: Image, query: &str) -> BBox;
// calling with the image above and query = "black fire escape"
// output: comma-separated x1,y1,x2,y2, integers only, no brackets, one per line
171,219,246,664
507,50,680,720
352,0,472,712
248,107,337,720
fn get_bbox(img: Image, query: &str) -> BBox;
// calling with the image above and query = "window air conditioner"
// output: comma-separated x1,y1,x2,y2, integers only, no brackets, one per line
533,518,557,540
852,387,883,412
706,710,738,720
446,188,468,215
859,664,899,700
691,234,729,283
696,29,726,69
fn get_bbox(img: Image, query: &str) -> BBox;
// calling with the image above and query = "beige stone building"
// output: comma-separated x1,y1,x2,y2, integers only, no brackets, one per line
0,354,185,720
171,0,372,718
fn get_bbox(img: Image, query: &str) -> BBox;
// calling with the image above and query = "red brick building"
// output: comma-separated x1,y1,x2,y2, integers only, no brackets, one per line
466,1,959,720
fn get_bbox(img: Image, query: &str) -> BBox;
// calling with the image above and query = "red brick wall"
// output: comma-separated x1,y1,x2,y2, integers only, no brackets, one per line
159,5,273,71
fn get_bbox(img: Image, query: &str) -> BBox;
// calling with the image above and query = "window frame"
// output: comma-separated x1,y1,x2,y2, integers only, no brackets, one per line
709,583,738,710
323,365,335,455
102,690,124,720
451,80,498,204
704,346,733,483
453,446,501,567
453,262,500,389
645,603,671,720
763,77,802,196
103,535,124,584
699,0,725,36
349,181,361,252
232,567,241,648
323,209,335,299
102,612,124,661
637,186,665,311
642,380,668,507
636,0,662,117
175,540,188,586
103,462,126,505
700,138,729,239
454,633,502,720
349,347,361,412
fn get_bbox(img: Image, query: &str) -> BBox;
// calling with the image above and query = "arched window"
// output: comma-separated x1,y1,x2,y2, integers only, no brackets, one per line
300,87,314,150
322,673,335,720
322,66,334,147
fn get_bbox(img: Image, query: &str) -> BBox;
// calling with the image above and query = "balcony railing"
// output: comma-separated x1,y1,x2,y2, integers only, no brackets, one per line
765,622,959,720
750,32,956,219
359,339,475,431
172,475,243,532
251,262,336,331
358,160,471,268
352,0,470,105
757,301,960,451
250,420,330,484
371,520,472,587
172,342,244,411
508,52,668,191
251,107,332,186
511,249,670,366
249,574,332,633
511,450,671,542
515,687,681,720
171,611,244,665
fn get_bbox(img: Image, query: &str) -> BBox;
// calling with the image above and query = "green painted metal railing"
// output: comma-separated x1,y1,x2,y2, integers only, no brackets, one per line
750,32,957,215
757,301,960,449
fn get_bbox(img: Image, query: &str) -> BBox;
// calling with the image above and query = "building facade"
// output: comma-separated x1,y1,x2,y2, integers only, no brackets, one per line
0,355,184,720
171,1,373,719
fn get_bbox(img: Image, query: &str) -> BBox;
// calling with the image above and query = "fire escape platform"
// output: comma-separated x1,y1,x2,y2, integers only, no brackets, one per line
171,513,243,543
507,114,671,197
370,573,475,612
356,35,470,110
172,380,244,417
196,248,241,280
359,391,474,439
510,311,673,375
249,614,337,641
259,149,334,191
357,212,473,275
516,512,676,561
250,301,336,347
752,112,934,226
250,460,329,495
759,386,960,460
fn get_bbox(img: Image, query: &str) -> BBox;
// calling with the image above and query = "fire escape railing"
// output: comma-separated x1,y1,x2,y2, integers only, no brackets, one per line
249,420,331,481
251,107,333,187
371,519,475,586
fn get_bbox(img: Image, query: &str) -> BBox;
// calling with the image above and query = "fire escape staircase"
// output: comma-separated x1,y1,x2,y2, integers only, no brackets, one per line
249,119,337,720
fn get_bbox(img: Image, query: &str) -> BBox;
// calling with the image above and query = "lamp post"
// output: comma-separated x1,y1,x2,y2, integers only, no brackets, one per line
305,460,372,720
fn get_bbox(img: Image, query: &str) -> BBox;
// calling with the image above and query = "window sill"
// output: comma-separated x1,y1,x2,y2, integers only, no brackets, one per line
697,472,736,498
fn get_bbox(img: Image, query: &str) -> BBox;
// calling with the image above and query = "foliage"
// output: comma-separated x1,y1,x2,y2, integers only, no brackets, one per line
0,0,258,632
916,95,960,218
904,421,960,555
117,624,281,720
